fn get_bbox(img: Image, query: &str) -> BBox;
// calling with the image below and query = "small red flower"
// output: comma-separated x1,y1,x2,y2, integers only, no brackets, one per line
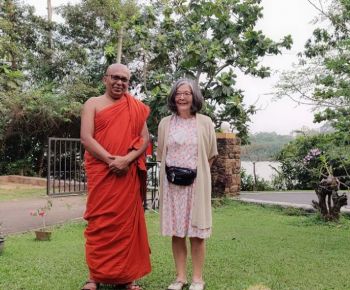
29,200,52,229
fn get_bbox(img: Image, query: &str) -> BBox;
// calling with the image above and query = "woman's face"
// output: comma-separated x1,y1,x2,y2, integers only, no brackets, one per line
175,84,193,115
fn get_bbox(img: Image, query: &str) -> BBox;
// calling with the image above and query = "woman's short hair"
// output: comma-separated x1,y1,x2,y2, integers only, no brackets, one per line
168,79,204,114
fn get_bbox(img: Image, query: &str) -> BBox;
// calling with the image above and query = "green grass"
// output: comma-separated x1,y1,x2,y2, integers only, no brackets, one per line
1,201,350,290
0,187,46,201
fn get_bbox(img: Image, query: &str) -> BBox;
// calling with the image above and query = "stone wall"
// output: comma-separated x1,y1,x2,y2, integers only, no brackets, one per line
211,133,241,197
0,175,46,186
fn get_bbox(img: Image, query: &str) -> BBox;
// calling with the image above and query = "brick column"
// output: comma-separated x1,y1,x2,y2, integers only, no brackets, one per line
211,133,241,197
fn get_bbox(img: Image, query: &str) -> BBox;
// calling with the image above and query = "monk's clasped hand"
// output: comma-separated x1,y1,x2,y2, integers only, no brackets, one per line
108,155,130,176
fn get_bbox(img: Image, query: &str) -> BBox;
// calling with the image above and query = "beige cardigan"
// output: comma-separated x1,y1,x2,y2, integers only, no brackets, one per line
156,113,218,230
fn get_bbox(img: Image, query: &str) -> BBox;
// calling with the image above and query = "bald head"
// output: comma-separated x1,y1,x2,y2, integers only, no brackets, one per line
103,63,131,100
106,63,131,79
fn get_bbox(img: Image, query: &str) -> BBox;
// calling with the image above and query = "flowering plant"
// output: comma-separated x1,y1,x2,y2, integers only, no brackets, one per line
303,148,333,179
30,200,52,230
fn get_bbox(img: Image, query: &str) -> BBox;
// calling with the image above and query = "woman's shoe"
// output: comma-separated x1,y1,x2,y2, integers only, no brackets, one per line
189,282,205,290
167,280,188,290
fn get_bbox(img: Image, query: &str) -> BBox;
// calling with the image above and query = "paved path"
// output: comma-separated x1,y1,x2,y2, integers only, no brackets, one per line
239,191,350,213
0,195,86,234
1,191,350,235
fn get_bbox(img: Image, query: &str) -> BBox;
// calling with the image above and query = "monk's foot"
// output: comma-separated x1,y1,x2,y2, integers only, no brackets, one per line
125,282,142,290
81,280,99,290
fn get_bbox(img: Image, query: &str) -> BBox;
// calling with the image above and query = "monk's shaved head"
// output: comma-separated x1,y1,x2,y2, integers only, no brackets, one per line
103,63,131,100
106,63,131,79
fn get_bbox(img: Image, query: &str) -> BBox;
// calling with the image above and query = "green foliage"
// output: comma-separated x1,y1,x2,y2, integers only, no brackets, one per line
240,168,255,191
0,0,292,175
240,168,274,191
242,132,293,161
281,207,311,217
127,0,292,142
0,87,83,175
274,0,350,192
276,0,350,143
0,63,24,91
0,1,93,175
270,170,290,191
276,132,350,190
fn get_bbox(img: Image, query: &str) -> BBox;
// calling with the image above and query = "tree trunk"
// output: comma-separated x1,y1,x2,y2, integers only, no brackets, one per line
252,161,257,191
37,149,45,177
312,175,348,221
47,0,53,49
116,27,124,63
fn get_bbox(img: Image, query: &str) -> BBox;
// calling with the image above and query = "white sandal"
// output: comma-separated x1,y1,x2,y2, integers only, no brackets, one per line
189,282,205,290
167,280,188,290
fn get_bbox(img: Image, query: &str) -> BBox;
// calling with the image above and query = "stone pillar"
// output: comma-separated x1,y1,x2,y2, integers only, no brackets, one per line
211,133,241,197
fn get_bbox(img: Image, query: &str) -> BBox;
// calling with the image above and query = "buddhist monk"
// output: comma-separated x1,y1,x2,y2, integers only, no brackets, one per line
80,63,151,290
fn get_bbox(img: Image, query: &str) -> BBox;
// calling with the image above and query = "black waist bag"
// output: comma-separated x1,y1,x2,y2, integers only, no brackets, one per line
165,165,197,186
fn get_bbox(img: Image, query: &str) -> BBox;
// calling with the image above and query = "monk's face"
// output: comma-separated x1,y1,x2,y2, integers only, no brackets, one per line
103,64,131,99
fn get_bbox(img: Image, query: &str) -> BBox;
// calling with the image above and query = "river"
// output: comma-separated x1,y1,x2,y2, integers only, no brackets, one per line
241,161,280,181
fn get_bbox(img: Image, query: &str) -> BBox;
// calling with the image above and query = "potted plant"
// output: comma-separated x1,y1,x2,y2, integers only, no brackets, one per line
30,200,53,241
0,223,4,254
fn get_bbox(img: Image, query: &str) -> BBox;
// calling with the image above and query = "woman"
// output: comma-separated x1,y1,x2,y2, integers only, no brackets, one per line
157,79,218,290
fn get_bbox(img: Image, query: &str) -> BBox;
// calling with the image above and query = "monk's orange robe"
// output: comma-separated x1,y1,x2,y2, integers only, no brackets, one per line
84,93,151,284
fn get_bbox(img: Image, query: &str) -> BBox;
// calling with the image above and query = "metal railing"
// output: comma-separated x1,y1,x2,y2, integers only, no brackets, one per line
146,161,159,210
47,138,86,196
47,138,159,209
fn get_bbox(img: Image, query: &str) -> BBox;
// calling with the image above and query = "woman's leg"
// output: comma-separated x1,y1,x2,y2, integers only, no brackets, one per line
172,236,188,282
189,237,205,283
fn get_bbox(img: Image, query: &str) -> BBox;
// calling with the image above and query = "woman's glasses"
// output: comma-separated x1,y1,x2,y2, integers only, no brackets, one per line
175,92,192,97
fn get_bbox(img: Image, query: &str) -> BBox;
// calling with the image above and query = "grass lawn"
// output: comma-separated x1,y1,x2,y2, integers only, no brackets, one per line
0,185,46,201
0,201,350,290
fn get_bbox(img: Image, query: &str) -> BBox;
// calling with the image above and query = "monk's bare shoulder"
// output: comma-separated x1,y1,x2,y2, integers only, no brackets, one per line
83,96,103,109
83,95,113,113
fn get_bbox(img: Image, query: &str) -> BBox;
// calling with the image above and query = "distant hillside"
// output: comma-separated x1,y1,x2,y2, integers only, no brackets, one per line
241,132,293,161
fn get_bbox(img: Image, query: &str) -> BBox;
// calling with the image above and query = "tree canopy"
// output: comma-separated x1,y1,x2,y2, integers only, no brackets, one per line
276,0,350,141
275,0,350,189
0,0,292,175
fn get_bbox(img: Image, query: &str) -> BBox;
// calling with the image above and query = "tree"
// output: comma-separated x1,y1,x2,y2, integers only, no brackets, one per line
127,0,292,142
276,132,350,190
0,1,95,175
57,0,292,143
241,132,293,161
0,87,82,175
275,0,350,141
274,0,350,191
241,143,268,190
0,0,293,175
83,0,139,63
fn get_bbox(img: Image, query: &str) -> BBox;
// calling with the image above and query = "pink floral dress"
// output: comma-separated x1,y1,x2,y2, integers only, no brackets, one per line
161,115,211,239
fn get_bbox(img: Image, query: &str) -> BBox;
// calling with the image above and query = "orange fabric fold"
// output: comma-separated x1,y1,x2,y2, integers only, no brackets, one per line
84,93,151,284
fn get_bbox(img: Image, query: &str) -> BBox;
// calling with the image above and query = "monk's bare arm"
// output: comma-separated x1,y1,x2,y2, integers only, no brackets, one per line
80,98,112,164
109,123,150,172
126,122,150,162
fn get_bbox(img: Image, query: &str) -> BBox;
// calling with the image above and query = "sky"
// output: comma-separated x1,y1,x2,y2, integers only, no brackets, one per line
239,0,322,135
24,0,322,135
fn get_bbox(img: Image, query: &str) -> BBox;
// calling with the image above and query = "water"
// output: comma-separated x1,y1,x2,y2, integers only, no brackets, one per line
241,161,280,181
